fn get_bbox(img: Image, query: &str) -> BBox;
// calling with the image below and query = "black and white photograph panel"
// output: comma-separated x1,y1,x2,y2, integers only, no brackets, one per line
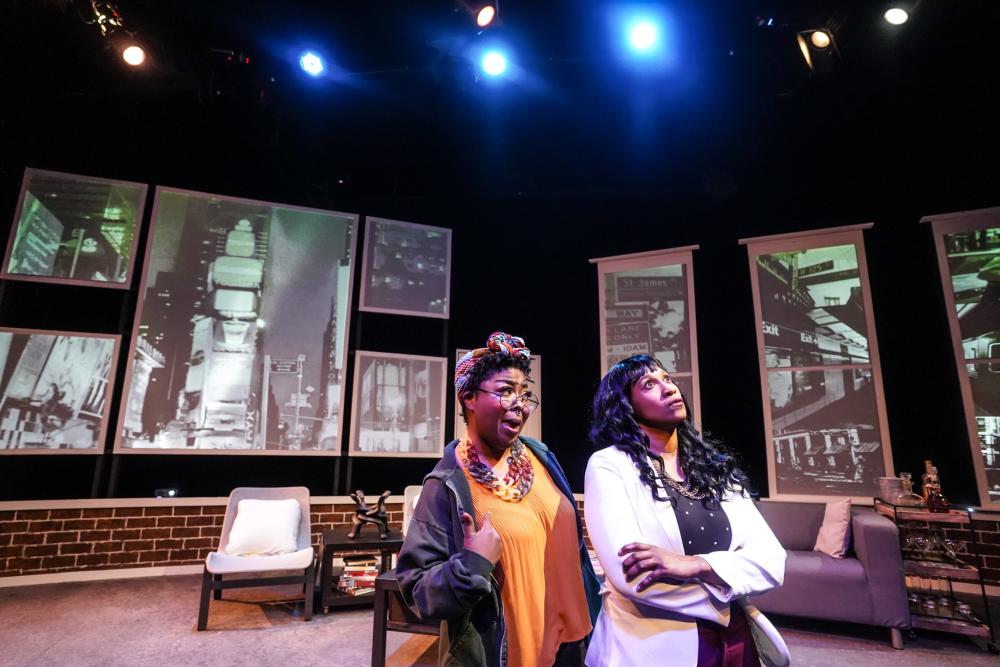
0,328,119,453
768,367,885,497
1,168,147,287
944,227,1000,360
116,188,357,454
359,217,451,318
602,263,691,373
349,351,446,458
453,350,542,442
756,244,870,368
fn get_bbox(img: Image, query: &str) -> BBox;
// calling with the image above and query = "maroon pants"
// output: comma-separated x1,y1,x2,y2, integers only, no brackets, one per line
696,604,760,667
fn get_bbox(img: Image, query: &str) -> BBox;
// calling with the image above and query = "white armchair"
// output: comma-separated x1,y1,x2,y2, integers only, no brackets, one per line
197,486,316,630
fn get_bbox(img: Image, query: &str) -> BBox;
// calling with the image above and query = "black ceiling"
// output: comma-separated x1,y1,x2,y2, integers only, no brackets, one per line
0,1,996,208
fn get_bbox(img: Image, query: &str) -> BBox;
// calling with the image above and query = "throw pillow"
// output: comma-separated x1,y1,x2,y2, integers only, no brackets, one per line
224,498,301,556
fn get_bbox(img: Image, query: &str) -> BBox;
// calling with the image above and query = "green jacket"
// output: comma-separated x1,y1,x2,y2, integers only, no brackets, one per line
396,437,602,667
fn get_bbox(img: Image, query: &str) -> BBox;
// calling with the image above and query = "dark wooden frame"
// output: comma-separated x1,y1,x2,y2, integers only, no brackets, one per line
196,557,316,631
371,569,440,667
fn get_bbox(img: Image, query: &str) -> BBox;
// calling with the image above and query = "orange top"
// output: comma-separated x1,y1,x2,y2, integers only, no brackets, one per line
463,446,592,667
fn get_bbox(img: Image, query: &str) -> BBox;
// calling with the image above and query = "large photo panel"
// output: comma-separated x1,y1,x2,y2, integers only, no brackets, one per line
358,217,451,318
115,188,358,455
1,168,148,288
348,351,447,458
0,327,120,453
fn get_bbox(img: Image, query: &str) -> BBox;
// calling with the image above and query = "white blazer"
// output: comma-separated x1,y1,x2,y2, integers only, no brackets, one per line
584,446,786,667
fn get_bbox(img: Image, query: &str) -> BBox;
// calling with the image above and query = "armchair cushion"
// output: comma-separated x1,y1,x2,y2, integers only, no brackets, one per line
224,498,301,556
207,546,314,574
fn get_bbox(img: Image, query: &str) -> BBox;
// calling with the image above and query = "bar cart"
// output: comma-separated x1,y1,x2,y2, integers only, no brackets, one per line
874,498,998,653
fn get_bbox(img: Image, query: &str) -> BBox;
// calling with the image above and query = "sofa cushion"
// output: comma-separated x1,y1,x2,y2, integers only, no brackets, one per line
753,550,873,624
814,498,852,558
756,500,827,551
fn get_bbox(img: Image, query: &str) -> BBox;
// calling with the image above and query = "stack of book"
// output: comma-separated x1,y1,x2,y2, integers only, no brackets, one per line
337,554,379,596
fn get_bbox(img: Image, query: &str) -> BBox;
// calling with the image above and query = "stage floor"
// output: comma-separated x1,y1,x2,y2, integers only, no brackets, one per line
0,575,996,666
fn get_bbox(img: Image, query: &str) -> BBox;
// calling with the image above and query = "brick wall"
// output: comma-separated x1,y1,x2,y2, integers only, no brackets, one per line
968,518,1000,585
3,497,999,586
1,501,404,579
886,516,1000,586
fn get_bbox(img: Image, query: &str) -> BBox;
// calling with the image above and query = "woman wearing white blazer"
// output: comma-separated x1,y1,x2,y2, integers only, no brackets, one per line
584,355,786,667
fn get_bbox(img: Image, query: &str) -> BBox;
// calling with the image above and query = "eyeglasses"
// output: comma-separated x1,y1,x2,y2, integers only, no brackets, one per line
476,387,540,411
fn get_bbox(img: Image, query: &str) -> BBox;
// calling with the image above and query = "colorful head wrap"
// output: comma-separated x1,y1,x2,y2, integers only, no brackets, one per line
454,332,531,394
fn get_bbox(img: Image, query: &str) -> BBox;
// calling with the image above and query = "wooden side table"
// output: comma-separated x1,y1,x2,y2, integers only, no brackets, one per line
874,498,998,653
319,528,403,613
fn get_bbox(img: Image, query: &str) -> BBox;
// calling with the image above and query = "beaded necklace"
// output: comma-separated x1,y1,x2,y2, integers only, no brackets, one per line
650,457,707,501
459,438,534,502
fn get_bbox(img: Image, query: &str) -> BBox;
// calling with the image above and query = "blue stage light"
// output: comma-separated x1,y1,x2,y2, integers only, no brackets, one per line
299,51,325,77
629,20,658,51
481,50,507,76
608,5,678,70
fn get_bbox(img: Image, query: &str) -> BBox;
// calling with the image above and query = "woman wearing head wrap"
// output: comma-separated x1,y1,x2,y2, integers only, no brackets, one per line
584,355,787,667
397,332,601,667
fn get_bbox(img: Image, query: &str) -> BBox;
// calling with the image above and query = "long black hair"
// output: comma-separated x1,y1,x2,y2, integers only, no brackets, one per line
589,354,750,503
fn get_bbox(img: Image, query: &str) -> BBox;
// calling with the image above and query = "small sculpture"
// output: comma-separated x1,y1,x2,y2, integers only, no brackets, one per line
922,460,949,512
348,489,392,539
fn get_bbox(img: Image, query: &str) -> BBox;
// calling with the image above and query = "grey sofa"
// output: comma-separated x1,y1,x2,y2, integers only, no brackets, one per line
753,500,909,648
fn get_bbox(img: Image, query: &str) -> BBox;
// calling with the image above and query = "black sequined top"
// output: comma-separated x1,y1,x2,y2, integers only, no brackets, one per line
657,479,733,556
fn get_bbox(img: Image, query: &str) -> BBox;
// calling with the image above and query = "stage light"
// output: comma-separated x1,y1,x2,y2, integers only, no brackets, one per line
607,6,676,71
85,1,149,68
477,5,496,28
121,44,145,66
457,2,499,30
797,29,838,74
89,1,126,38
299,51,325,77
629,21,659,51
810,30,831,49
884,7,909,25
481,50,507,76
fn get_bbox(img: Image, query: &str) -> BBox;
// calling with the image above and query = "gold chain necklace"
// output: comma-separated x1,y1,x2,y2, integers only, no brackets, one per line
650,458,707,500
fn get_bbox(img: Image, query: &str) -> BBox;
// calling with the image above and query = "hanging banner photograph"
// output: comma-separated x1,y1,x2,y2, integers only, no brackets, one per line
115,187,358,455
929,210,1000,507
592,246,702,428
746,228,893,502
